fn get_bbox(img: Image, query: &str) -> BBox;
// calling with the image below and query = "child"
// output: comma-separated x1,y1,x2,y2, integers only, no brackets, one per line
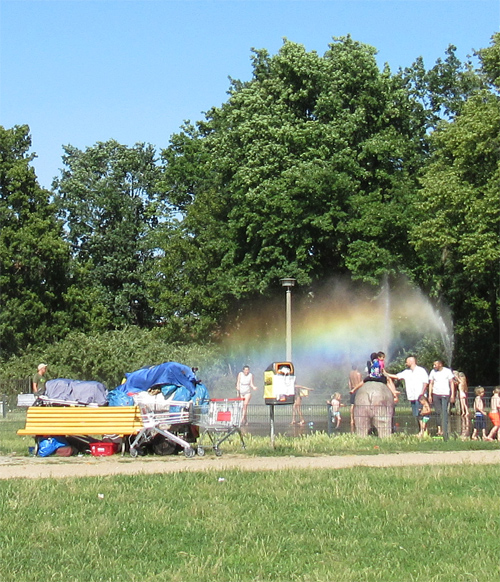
455,371,469,417
485,387,500,441
350,353,379,396
328,392,342,429
472,386,487,440
292,384,313,425
417,394,431,438
376,352,400,403
350,351,400,403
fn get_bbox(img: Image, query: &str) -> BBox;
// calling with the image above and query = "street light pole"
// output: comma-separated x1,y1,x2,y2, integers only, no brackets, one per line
280,278,296,362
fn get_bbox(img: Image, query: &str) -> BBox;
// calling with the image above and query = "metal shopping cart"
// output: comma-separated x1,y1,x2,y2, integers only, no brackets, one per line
193,398,246,456
129,401,197,458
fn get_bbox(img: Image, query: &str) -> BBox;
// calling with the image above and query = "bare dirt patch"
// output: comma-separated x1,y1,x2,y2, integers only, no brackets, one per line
1,449,499,480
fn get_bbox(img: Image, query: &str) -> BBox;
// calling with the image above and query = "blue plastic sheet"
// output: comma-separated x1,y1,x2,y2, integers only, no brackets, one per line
118,362,199,396
109,362,209,406
37,437,69,457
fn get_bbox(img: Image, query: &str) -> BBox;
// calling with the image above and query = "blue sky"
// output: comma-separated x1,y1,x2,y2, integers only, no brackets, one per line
1,0,498,189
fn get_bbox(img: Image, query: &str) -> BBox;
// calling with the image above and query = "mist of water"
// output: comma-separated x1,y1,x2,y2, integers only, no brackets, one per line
220,276,454,400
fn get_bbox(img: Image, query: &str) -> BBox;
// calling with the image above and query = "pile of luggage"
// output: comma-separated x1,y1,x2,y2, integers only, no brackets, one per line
19,362,210,457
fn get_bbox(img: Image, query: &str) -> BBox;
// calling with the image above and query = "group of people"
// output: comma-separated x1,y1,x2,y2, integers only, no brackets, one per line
349,351,400,402
236,357,463,436
347,353,500,441
35,360,492,440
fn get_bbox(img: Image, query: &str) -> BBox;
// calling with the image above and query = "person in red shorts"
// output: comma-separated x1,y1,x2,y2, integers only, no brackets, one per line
485,387,500,441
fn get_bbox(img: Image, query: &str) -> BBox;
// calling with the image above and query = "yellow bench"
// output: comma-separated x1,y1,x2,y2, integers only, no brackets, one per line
17,406,143,438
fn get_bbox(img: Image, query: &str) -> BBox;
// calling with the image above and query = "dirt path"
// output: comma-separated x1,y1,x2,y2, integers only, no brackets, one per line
1,449,499,480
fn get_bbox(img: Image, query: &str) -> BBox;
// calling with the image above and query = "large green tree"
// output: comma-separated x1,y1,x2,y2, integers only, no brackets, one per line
53,140,162,328
157,37,427,330
410,34,500,383
0,125,72,356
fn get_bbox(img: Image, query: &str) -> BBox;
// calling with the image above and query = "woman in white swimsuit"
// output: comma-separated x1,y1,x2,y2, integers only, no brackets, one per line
236,365,257,425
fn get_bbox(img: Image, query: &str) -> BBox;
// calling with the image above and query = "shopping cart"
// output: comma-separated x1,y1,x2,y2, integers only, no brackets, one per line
129,401,197,458
193,398,246,456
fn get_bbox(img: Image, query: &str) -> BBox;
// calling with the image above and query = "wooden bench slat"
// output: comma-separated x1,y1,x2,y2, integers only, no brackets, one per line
22,407,138,416
19,420,142,425
18,428,141,436
18,425,142,430
18,421,142,428
17,406,143,437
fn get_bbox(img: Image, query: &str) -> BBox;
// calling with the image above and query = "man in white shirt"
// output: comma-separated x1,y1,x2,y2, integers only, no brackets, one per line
385,356,429,433
428,360,455,441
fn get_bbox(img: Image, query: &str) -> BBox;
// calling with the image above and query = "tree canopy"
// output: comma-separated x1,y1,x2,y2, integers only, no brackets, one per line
0,125,72,356
53,140,162,328
1,34,498,384
157,38,426,302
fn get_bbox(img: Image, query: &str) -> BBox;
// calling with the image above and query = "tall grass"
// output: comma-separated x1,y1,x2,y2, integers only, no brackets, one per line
0,465,498,581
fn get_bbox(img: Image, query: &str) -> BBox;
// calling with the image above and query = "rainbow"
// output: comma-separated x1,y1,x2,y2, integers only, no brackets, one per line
221,277,454,395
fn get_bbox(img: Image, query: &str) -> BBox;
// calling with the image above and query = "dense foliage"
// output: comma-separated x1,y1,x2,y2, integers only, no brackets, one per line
0,328,228,392
0,126,73,352
1,34,498,384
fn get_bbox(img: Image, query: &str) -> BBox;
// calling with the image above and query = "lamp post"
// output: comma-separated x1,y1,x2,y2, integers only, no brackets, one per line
280,277,296,362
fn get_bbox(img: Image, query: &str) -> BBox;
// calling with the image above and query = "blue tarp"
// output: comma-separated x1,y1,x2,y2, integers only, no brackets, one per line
37,436,70,457
108,361,209,406
45,379,108,405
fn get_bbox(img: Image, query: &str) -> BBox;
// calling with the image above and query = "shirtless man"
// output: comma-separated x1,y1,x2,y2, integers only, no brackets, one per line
348,365,362,432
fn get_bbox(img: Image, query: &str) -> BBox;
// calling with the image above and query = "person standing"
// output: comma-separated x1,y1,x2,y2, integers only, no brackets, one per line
472,387,487,440
485,387,500,441
32,363,48,395
455,371,469,416
348,365,362,433
292,384,313,425
236,365,257,426
384,356,429,434
428,360,455,440
417,394,432,438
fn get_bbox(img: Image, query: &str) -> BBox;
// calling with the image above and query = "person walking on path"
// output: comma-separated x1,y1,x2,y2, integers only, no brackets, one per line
236,365,258,426
428,360,455,441
32,363,48,395
384,356,429,433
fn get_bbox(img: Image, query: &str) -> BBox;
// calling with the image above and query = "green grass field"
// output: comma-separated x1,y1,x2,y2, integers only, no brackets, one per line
0,465,498,582
2,411,500,581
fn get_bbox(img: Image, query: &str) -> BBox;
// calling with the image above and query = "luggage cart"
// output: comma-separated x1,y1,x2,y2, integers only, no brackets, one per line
193,398,246,456
129,401,197,458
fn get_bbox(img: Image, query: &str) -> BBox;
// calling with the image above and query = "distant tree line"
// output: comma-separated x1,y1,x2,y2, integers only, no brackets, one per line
1,34,498,384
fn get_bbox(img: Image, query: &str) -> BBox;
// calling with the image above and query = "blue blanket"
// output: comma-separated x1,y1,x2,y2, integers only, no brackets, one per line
108,362,209,406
